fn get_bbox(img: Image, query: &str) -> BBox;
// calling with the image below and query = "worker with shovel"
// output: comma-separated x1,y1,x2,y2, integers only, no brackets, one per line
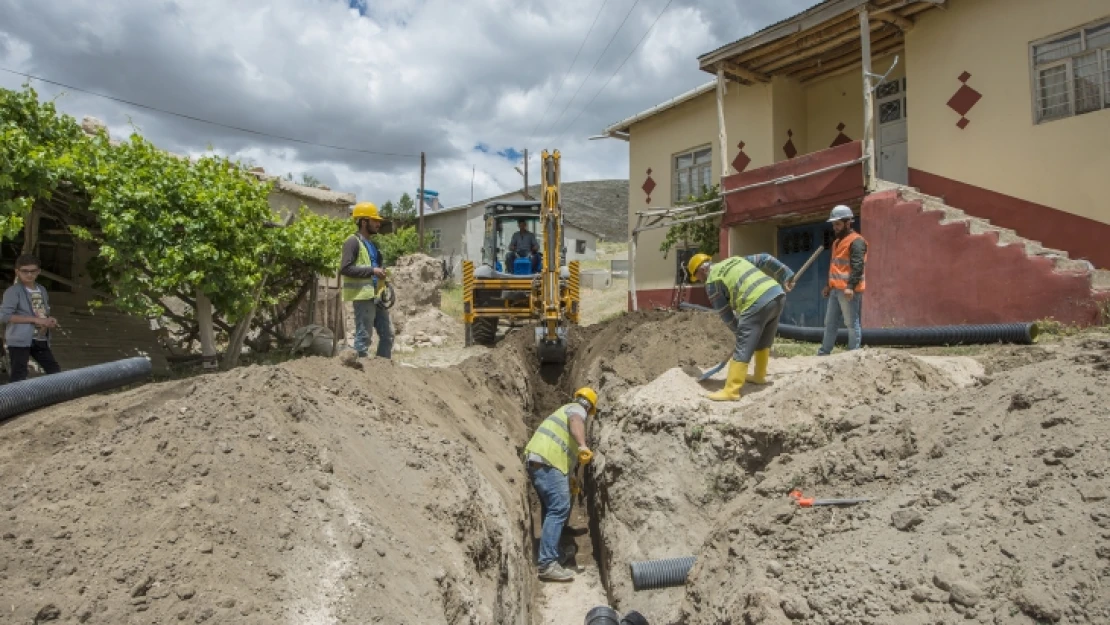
523,387,598,582
687,252,795,401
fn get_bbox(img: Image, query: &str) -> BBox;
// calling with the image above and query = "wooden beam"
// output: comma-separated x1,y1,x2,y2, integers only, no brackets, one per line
750,20,896,73
783,29,901,78
860,8,878,188
716,69,732,177
867,4,914,30
799,41,904,83
718,60,770,84
737,12,860,66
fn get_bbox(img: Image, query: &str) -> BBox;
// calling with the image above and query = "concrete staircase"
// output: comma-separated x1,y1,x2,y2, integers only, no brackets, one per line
875,181,1110,294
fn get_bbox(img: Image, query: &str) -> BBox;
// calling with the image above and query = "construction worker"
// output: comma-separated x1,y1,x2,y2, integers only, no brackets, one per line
523,387,598,582
505,218,540,273
340,202,394,359
687,252,795,401
818,205,867,355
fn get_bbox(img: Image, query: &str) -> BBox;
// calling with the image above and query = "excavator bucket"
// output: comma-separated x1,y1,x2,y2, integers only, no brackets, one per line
535,327,567,364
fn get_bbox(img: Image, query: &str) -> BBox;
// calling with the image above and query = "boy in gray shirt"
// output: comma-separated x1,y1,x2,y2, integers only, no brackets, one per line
0,254,62,382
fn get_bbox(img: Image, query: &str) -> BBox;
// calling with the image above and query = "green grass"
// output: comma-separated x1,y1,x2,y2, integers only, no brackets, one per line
440,283,464,322
772,339,818,358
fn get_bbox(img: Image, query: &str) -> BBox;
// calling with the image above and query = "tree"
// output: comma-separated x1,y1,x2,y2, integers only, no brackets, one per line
659,184,721,259
299,173,323,188
395,192,416,226
0,85,85,241
379,199,395,222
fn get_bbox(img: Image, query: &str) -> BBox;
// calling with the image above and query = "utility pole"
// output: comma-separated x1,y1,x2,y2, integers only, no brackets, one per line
523,149,529,199
471,165,475,203
418,151,426,253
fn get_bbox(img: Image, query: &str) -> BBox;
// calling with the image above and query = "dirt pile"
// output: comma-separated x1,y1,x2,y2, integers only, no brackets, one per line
556,312,1110,625
680,336,1110,625
390,253,444,313
0,346,538,624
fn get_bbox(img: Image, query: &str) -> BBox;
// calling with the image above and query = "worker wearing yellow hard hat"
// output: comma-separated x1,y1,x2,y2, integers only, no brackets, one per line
340,202,393,359
522,386,599,582
687,251,795,401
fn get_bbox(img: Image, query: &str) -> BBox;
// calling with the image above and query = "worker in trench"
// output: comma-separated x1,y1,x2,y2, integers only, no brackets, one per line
523,387,598,582
687,252,795,401
339,202,394,359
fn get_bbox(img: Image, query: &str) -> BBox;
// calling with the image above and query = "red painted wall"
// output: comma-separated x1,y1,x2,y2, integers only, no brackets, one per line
861,191,1108,327
722,141,865,227
628,286,710,312
910,168,1110,270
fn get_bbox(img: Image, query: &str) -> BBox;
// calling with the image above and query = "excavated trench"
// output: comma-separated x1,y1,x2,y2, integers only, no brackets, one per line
5,308,1104,625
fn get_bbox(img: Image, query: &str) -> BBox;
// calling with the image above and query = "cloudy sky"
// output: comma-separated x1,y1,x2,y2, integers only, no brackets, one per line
0,0,812,209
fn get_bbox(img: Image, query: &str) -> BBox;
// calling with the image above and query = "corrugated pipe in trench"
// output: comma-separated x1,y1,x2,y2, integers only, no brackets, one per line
677,303,1040,346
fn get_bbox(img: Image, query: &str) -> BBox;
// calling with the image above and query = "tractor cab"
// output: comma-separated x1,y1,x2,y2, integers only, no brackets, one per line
480,201,557,276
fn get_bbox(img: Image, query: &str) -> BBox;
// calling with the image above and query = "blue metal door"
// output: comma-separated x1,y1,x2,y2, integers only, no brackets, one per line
777,217,862,327
778,223,827,327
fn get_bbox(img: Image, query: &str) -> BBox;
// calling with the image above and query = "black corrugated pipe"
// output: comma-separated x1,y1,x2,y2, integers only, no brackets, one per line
584,606,651,625
777,322,1039,346
585,606,621,625
0,357,153,421
629,556,696,591
677,302,1040,346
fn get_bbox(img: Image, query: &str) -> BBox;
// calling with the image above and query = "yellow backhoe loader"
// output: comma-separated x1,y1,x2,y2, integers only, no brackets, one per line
461,150,580,363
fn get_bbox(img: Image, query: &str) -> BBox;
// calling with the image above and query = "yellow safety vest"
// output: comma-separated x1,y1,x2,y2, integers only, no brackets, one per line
342,236,378,302
523,405,580,475
706,256,778,313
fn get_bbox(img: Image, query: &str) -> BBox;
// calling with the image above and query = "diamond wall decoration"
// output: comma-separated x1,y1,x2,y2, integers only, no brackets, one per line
783,129,798,159
947,71,982,129
829,122,853,148
642,168,656,204
731,141,751,173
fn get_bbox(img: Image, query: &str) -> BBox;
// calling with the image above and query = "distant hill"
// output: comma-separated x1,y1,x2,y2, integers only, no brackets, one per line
432,179,629,242
525,179,629,241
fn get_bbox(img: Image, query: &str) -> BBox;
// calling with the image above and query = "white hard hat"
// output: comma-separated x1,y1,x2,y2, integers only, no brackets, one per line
827,205,854,222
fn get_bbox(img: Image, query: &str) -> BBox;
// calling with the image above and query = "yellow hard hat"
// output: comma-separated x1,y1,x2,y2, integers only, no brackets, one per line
352,202,383,221
574,387,598,415
686,253,712,282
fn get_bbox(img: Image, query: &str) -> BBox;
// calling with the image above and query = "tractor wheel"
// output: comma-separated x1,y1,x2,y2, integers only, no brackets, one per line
471,317,499,346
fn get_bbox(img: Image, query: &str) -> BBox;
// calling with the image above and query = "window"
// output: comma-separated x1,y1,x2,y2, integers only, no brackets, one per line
575,239,587,254
1031,19,1110,123
673,145,712,203
428,228,442,252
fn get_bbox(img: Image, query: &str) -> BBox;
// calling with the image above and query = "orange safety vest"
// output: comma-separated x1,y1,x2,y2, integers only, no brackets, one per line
828,231,867,292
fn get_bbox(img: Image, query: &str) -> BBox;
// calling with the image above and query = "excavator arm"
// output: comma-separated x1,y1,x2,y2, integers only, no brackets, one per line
535,150,579,363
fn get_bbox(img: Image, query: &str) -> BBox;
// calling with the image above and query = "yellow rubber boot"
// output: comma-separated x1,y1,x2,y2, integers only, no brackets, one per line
708,360,748,401
747,348,770,384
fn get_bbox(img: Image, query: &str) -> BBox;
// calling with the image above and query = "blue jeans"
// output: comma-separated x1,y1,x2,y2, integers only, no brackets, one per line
528,464,570,567
818,291,863,355
352,300,393,359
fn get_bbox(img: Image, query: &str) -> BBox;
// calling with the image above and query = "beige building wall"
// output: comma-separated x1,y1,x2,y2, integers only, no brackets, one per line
728,222,777,257
771,77,808,162
804,52,902,154
626,83,773,291
907,0,1110,223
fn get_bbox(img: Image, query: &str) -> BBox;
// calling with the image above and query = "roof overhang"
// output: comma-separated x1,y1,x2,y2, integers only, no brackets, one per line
698,0,945,85
601,80,716,136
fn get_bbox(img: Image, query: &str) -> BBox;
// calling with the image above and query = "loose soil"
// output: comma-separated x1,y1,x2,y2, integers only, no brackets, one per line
2,302,1108,625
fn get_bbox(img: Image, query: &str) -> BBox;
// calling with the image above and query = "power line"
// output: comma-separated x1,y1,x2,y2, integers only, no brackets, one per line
542,0,643,139
527,0,612,145
0,67,423,159
555,0,675,143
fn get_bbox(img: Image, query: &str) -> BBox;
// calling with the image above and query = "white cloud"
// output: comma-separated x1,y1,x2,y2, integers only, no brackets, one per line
0,0,813,209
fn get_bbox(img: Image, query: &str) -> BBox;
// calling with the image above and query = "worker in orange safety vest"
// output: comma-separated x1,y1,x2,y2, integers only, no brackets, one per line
818,204,867,355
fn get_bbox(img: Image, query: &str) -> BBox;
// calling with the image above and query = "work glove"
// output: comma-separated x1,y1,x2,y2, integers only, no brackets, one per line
570,476,581,496
578,448,593,465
